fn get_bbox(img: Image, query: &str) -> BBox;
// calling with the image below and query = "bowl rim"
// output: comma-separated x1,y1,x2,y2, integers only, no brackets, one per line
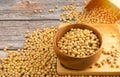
53,23,103,59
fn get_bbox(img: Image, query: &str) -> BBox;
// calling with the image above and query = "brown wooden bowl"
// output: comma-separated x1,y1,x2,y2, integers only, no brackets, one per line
53,23,103,70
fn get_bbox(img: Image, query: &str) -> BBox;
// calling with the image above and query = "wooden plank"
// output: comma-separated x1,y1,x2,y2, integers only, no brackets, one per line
0,0,19,10
0,27,26,35
0,35,24,41
0,50,8,58
0,20,60,49
0,40,24,49
0,0,86,20
0,20,60,27
0,20,60,35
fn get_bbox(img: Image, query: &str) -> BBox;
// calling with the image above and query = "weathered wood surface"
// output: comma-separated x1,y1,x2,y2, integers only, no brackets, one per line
0,0,87,61
0,20,60,49
0,0,120,76
0,0,87,49
0,0,85,20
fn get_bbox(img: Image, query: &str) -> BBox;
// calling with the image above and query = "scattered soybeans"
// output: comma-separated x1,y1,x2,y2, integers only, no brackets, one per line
76,3,80,6
0,0,120,76
55,5,59,9
8,44,13,48
39,9,43,13
69,0,75,5
60,6,120,24
3,47,8,52
112,34,116,37
0,27,58,77
33,9,38,13
49,9,55,13
25,29,30,34
84,0,88,5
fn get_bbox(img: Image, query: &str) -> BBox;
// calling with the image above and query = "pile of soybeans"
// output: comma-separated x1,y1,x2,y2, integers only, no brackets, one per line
0,0,120,77
58,28,100,58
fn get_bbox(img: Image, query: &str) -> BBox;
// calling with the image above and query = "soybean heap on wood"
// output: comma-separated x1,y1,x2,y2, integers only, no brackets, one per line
0,0,120,77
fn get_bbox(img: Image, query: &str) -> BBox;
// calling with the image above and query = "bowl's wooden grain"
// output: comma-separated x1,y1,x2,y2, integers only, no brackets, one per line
53,24,103,70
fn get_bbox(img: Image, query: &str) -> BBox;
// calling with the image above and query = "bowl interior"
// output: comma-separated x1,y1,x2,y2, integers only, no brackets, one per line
54,23,103,59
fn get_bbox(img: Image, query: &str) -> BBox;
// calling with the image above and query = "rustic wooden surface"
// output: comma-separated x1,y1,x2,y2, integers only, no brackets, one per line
0,0,88,56
0,0,86,58
0,0,120,76
0,0,86,50
0,0,85,20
